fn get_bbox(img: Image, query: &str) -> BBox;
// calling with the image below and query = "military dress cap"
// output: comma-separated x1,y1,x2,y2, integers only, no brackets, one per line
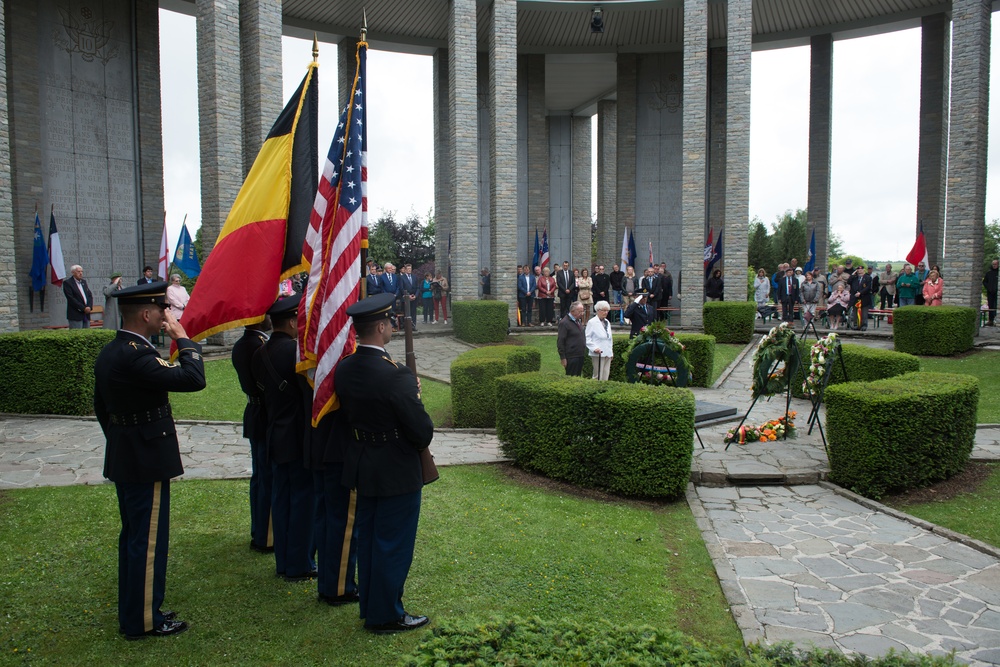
347,292,397,323
112,281,168,306
268,292,301,319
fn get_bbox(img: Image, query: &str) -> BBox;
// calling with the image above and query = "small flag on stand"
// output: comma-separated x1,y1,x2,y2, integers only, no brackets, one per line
48,209,66,287
703,227,714,276
157,216,170,280
29,211,49,312
620,228,629,269
804,229,816,273
706,229,723,275
540,229,549,271
627,229,637,269
906,226,930,269
532,230,540,269
173,219,201,278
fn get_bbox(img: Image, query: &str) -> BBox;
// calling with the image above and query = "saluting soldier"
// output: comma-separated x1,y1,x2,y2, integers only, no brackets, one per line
336,292,434,634
94,281,206,640
232,317,273,554
252,293,316,581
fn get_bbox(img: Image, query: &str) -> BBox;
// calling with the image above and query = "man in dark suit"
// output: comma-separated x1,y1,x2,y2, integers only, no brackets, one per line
137,266,155,285
777,267,800,323
555,261,574,319
336,292,434,634
365,264,382,297
232,319,272,554
624,291,655,338
848,266,873,331
64,264,94,328
592,265,611,306
658,264,674,317
517,264,537,326
94,281,205,639
557,301,587,376
399,264,419,331
252,294,316,582
379,263,401,331
640,268,660,314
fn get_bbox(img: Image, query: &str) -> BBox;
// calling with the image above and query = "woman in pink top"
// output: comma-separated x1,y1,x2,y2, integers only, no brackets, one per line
922,270,943,306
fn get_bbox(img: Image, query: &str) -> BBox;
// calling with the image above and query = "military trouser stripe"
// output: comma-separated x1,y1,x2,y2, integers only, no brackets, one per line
143,481,162,633
337,490,357,596
266,510,274,548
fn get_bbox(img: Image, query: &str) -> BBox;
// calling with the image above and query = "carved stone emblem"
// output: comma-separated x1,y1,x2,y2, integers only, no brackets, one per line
54,6,120,64
649,73,682,113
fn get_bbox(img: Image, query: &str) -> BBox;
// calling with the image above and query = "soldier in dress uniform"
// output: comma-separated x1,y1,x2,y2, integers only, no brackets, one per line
231,317,273,553
335,292,434,634
252,293,316,581
94,281,206,640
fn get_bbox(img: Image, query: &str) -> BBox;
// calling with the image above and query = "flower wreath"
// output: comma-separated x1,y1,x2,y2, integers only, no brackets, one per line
749,322,799,398
622,320,692,385
802,332,841,397
724,412,797,445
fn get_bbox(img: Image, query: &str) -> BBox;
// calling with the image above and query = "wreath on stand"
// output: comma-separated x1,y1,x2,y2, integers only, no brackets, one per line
749,322,799,399
622,320,692,386
802,332,841,397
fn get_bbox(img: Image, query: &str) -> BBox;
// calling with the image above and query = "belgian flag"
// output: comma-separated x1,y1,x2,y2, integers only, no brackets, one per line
175,63,318,351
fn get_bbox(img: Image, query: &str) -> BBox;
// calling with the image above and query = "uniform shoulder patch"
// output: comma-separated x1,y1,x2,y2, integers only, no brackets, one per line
156,357,178,368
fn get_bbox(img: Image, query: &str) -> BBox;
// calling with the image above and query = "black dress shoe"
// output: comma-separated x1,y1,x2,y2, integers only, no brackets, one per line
249,542,274,554
365,613,429,635
124,619,189,641
283,569,318,582
318,591,360,606
119,610,177,634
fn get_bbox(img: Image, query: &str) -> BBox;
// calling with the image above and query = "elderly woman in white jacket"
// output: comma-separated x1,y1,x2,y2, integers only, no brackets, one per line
585,300,615,381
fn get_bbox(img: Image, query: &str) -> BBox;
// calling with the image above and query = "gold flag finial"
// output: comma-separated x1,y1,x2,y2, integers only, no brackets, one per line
312,33,319,62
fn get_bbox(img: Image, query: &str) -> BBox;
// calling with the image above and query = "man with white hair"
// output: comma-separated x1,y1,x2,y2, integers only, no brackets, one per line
63,264,93,329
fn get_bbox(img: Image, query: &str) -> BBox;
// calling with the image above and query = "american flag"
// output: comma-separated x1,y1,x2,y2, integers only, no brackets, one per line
540,229,550,271
298,40,368,425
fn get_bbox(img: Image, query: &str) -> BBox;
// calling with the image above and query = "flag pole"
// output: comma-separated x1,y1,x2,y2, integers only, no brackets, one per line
357,18,369,297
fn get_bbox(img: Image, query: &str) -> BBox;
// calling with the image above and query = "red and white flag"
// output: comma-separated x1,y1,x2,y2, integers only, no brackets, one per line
297,39,368,425
48,210,66,286
905,229,929,269
157,217,170,279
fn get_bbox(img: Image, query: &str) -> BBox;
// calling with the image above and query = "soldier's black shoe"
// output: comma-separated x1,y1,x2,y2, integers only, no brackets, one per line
249,542,273,554
365,613,429,634
319,591,360,606
283,569,318,582
124,619,189,641
119,610,177,634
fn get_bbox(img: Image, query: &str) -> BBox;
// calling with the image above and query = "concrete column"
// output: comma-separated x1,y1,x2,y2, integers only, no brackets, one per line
489,0,518,321
197,0,243,253
433,49,452,283
725,0,751,301
135,2,166,277
945,0,990,308
526,54,548,240
239,0,283,176
616,54,637,237
807,34,833,274
571,116,592,270
449,0,479,301
597,100,617,266
338,38,361,113
708,47,726,241
0,0,15,331
681,0,708,327
917,13,949,264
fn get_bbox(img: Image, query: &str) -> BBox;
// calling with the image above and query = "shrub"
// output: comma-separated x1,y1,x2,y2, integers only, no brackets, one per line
452,300,509,344
791,342,919,399
826,372,979,499
450,346,542,427
0,329,115,415
703,301,755,343
496,373,694,497
892,305,978,356
676,333,715,388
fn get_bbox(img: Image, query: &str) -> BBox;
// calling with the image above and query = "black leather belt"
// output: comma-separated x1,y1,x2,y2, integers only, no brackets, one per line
110,404,172,426
246,394,263,406
354,428,400,443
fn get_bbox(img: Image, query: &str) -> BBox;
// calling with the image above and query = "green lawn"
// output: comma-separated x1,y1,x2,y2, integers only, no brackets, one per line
918,349,1000,423
884,463,1000,549
169,357,244,422
0,467,741,665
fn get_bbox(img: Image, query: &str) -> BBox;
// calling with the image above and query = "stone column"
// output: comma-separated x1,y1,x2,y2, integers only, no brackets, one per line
433,49,452,283
135,2,166,277
708,47,726,243
945,0,990,308
0,0,15,332
725,0,751,301
681,0,708,327
917,13,949,265
338,37,362,113
239,0,283,176
571,116,592,269
197,0,244,253
449,0,479,301
807,34,833,273
488,0,517,321
616,54,637,239
526,54,548,245
597,100,617,266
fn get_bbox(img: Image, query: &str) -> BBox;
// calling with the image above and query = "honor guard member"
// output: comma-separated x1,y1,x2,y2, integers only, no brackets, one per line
94,281,206,640
336,292,434,634
232,317,273,553
252,293,316,581
306,404,360,606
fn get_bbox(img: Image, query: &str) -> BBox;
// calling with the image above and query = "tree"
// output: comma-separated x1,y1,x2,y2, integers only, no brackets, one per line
747,218,773,272
368,211,399,267
828,232,844,261
984,220,1000,275
770,209,808,266
367,209,435,269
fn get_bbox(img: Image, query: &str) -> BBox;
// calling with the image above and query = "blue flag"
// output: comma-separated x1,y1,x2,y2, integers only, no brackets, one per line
173,222,201,278
627,229,637,269
532,230,540,269
29,212,49,292
804,229,816,273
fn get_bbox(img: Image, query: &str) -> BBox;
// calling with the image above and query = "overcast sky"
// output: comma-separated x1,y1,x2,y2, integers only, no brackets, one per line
159,9,1000,266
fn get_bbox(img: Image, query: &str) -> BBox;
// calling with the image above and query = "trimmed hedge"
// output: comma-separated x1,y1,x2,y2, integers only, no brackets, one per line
450,345,542,427
452,300,509,344
403,617,956,666
892,305,978,356
791,342,919,399
703,301,755,344
496,372,694,498
826,372,979,499
676,333,715,388
0,329,115,415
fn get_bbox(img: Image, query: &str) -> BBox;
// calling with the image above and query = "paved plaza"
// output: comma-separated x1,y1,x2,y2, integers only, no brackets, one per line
2,328,999,664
